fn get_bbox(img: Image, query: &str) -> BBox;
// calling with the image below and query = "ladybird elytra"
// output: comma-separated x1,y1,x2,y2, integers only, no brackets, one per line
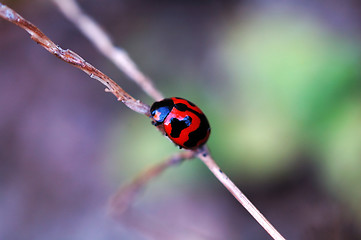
150,97,210,149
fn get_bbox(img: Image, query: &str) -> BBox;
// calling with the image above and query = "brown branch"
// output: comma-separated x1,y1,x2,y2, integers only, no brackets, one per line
52,0,164,102
111,146,286,240
197,151,286,240
0,3,149,115
109,151,196,216
0,3,286,239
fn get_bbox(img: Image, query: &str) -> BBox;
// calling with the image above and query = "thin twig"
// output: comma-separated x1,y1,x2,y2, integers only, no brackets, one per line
197,151,286,240
109,151,196,216
0,3,286,239
52,0,164,101
0,3,149,115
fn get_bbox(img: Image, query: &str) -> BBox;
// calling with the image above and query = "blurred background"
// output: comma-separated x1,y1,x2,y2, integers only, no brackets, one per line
1,0,361,239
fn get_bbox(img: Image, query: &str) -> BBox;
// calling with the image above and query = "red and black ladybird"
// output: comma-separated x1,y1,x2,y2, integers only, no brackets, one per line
150,97,211,149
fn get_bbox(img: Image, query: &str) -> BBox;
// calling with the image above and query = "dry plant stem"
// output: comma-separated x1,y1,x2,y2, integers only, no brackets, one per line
52,0,164,101
0,3,149,115
1,3,286,239
197,152,286,240
110,151,196,215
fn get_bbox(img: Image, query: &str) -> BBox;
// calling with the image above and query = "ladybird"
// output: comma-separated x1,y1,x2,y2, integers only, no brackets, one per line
150,97,211,149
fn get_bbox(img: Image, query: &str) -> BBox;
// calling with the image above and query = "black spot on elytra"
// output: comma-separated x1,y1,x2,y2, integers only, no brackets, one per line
174,97,196,107
183,113,210,148
174,103,188,111
169,116,192,138
174,101,211,149
187,100,196,107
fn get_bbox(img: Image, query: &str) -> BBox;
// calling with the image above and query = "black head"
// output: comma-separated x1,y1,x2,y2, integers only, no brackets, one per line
150,98,174,125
